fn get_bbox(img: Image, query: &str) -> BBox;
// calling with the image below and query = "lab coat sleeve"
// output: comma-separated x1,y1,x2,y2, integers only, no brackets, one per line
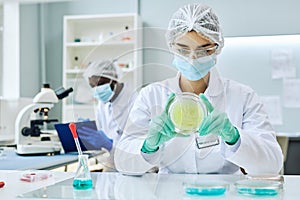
223,91,283,175
114,88,156,175
95,102,103,130
141,149,162,165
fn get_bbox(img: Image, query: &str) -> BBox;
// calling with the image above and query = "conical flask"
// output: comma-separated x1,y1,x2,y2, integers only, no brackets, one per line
73,154,93,190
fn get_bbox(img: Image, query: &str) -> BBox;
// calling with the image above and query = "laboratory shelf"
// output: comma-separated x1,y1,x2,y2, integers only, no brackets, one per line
66,41,134,47
62,13,142,123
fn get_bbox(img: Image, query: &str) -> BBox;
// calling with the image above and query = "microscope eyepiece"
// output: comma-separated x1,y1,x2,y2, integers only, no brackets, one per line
55,87,73,100
43,83,50,88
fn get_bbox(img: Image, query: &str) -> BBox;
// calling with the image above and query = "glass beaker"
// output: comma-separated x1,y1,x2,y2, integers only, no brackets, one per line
73,154,93,190
168,92,207,135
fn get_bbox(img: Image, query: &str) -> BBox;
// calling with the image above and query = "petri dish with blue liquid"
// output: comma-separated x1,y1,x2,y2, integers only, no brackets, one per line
183,181,229,196
234,179,282,196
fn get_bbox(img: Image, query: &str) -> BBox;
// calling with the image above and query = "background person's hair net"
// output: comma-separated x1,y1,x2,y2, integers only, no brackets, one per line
165,3,224,54
83,59,121,82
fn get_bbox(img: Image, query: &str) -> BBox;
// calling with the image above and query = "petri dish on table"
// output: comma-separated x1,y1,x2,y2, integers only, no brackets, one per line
246,174,284,183
183,181,229,196
168,92,207,135
234,179,282,196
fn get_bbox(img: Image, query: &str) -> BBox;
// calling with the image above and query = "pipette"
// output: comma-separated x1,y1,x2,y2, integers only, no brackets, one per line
69,123,82,155
0,181,5,188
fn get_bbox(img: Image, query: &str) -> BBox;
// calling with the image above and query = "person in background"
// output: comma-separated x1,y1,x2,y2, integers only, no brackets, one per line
78,59,137,171
115,3,283,175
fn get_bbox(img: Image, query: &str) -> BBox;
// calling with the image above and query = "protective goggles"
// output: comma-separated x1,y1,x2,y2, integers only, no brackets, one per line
171,43,218,58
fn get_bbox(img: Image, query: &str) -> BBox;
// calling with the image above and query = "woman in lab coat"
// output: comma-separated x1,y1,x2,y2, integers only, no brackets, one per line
115,4,283,175
80,60,137,171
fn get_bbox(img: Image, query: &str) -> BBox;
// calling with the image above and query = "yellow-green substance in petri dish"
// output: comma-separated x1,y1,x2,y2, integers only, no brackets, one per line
170,99,204,134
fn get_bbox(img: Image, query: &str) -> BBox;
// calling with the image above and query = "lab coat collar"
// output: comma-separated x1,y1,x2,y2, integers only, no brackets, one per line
110,82,125,105
174,72,182,93
204,67,224,97
157,73,182,95
174,67,223,97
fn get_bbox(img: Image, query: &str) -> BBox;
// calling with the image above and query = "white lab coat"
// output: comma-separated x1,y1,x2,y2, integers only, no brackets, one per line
96,83,137,170
115,68,283,175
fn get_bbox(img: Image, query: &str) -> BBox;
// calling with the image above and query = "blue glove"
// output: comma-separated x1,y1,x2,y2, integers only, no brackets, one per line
198,94,240,145
141,93,177,153
77,126,113,151
77,117,90,122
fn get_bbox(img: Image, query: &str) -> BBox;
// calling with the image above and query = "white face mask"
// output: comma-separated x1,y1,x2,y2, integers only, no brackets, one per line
172,54,217,81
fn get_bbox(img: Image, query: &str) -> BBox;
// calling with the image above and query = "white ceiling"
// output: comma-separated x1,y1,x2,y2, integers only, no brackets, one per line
0,0,76,4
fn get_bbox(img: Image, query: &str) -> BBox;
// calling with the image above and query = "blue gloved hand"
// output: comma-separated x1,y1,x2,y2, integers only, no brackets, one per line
141,93,177,153
77,126,113,151
77,117,90,122
198,94,240,145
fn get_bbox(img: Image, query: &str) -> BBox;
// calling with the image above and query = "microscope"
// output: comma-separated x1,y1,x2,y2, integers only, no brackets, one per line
15,83,73,155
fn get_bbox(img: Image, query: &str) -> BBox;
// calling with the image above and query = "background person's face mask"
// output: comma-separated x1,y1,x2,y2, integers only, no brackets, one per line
94,82,115,103
172,54,217,81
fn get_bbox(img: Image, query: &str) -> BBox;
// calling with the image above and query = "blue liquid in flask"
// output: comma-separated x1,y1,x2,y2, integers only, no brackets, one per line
73,179,93,190
73,155,93,190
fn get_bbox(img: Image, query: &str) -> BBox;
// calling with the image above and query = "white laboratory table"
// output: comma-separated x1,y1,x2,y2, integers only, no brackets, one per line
0,148,103,170
1,171,300,200
0,170,74,200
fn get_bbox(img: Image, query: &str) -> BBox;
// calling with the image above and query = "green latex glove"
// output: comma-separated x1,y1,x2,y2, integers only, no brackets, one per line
198,94,240,145
141,93,176,153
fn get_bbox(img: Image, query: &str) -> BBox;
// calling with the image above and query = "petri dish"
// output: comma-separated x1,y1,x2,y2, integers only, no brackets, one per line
168,92,207,135
246,174,284,189
246,174,284,182
183,181,229,196
234,179,282,196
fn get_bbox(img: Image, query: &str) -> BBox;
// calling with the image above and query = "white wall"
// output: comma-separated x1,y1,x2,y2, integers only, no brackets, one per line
19,4,41,97
0,6,2,96
14,0,300,122
141,0,300,84
2,2,20,98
